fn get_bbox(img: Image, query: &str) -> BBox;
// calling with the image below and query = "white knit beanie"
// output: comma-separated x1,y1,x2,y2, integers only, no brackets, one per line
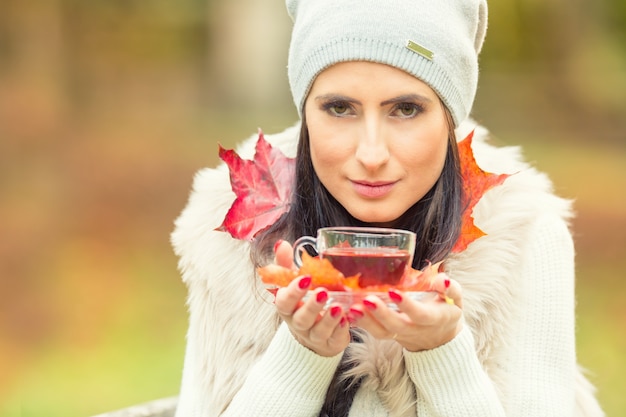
286,0,488,127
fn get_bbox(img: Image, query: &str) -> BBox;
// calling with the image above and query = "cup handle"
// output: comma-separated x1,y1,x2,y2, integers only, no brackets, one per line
292,236,317,268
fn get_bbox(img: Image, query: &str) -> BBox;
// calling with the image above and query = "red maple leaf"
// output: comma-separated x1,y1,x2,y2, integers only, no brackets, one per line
216,130,295,241
452,130,511,252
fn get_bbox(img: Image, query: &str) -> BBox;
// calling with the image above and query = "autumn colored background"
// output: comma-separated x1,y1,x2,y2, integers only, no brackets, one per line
1,1,624,416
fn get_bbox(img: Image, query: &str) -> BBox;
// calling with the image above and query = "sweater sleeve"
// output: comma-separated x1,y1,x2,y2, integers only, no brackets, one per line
404,214,577,416
498,214,578,415
222,322,343,417
404,326,506,416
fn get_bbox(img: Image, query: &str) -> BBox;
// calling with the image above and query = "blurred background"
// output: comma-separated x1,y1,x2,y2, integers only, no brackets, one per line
0,0,624,416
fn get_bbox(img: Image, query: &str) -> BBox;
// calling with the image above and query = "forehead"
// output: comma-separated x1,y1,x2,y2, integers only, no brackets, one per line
310,61,437,99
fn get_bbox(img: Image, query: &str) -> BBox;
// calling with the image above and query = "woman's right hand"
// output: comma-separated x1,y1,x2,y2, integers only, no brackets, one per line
273,241,350,357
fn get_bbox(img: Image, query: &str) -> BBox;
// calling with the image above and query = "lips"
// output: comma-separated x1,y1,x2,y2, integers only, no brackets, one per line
351,180,396,198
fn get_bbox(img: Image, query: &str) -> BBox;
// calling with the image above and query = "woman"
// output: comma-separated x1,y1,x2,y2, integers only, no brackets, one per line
171,0,604,416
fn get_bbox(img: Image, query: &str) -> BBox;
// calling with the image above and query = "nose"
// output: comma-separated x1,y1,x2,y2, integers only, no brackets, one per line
355,118,390,171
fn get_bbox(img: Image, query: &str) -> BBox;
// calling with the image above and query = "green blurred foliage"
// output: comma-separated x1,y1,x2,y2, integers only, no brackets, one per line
0,0,624,416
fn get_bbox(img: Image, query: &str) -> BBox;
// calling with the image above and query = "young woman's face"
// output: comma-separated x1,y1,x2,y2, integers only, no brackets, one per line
304,61,450,226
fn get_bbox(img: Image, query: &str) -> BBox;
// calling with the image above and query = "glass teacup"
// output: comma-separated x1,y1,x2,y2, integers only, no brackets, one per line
293,226,416,288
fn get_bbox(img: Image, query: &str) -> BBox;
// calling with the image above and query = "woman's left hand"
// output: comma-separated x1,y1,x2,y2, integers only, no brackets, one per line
348,273,463,352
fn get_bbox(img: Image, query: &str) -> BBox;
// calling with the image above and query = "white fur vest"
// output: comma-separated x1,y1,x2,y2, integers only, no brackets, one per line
171,121,603,416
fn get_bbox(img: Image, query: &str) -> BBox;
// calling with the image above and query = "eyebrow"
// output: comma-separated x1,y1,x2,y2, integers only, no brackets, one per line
380,94,433,106
314,93,433,106
314,94,361,105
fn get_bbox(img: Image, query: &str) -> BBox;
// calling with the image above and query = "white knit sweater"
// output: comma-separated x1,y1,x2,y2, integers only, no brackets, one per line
171,121,604,417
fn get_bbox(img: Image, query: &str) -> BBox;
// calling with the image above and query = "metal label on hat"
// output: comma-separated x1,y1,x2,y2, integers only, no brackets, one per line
406,40,434,61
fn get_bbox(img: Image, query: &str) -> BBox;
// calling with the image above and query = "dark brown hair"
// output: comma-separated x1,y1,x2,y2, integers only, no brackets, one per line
252,104,463,270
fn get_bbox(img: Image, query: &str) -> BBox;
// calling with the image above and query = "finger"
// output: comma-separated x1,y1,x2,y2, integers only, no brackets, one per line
348,298,401,339
328,313,351,346
386,288,464,351
308,304,345,344
389,288,461,330
274,240,296,270
290,288,329,331
431,274,463,308
274,275,311,316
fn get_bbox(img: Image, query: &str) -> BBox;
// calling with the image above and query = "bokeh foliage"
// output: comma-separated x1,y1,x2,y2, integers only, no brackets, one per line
0,0,624,416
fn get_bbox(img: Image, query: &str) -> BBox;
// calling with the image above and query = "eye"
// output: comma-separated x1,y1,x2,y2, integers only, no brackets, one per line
322,101,354,117
392,103,422,118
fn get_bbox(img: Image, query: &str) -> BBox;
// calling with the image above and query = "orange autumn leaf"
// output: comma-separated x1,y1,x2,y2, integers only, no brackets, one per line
258,251,360,292
257,263,297,288
453,130,512,253
396,260,444,291
298,252,358,291
258,251,442,293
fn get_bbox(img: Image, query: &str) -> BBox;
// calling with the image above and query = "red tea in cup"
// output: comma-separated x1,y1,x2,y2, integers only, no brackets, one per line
322,247,411,287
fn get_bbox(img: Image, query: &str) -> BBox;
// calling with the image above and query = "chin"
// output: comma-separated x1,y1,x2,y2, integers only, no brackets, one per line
351,212,401,228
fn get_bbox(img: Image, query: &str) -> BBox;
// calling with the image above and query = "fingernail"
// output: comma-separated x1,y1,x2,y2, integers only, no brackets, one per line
444,278,450,289
340,316,348,327
330,305,342,318
349,307,364,318
363,299,377,310
298,275,312,289
388,289,403,303
316,290,328,303
273,239,284,253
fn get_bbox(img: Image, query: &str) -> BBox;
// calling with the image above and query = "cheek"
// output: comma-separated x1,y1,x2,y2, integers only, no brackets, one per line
306,114,353,174
309,134,348,175
397,129,449,182
393,122,449,158
421,136,447,168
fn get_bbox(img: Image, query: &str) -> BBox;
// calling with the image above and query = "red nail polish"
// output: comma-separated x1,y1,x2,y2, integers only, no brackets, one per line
316,290,328,303
340,316,348,327
330,305,342,318
363,299,377,310
388,289,403,303
298,275,312,289
444,278,450,289
349,307,364,318
273,239,284,253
